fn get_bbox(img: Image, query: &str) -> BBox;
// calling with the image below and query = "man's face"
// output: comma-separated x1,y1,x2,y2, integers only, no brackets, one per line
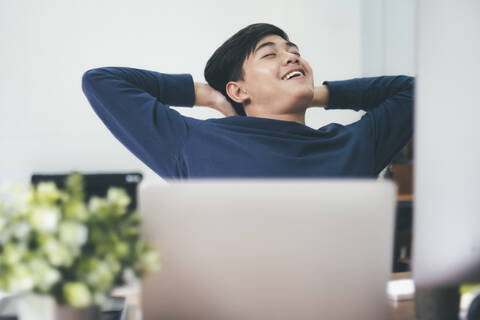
240,34,314,115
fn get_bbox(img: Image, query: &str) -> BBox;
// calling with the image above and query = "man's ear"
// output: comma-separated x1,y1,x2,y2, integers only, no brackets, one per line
226,81,249,104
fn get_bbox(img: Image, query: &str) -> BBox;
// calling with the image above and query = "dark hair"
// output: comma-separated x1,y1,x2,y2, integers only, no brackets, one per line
204,23,289,116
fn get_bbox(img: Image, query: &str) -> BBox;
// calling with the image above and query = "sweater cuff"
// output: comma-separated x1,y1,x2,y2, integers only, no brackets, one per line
159,73,195,107
322,79,362,111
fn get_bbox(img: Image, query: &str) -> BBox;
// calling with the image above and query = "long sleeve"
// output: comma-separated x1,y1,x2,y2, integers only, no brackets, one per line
323,76,414,175
81,66,198,178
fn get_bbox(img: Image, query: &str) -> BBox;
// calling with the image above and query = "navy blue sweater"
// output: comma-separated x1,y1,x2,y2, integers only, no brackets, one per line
81,67,413,179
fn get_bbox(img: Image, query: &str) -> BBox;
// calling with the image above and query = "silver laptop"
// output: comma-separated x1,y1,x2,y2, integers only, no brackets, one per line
139,179,397,320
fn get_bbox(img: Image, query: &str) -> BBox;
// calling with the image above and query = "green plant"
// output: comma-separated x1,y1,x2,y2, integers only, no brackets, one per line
0,172,160,308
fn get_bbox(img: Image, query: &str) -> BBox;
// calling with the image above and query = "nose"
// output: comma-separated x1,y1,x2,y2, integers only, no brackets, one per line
282,52,300,66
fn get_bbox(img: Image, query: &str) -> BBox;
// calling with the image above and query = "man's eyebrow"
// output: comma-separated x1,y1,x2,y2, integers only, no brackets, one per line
254,41,299,55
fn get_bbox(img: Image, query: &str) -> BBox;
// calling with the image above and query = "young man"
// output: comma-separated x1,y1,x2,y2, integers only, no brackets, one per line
82,23,413,179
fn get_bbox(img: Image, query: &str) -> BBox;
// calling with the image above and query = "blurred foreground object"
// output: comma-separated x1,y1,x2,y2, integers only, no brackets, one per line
0,172,159,316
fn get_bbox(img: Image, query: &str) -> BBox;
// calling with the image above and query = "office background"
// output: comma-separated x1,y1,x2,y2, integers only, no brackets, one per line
0,0,415,185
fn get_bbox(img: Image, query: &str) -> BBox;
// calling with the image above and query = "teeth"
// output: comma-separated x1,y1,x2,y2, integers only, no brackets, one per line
282,71,303,80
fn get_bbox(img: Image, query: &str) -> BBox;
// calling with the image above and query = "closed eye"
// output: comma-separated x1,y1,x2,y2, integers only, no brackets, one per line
262,52,301,58
263,53,276,58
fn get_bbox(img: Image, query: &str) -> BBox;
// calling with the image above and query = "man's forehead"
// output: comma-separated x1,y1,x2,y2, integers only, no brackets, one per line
253,35,298,54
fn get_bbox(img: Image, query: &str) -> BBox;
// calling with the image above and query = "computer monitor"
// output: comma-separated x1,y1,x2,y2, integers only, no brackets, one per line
412,0,480,289
140,179,397,320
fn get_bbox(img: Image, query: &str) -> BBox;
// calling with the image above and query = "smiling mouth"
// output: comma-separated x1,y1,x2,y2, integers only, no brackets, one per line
281,70,305,80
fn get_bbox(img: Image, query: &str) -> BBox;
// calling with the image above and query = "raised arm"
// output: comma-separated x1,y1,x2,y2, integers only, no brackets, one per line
322,75,414,176
81,67,198,178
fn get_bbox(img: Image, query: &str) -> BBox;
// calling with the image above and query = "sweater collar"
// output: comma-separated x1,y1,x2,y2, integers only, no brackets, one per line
216,115,316,134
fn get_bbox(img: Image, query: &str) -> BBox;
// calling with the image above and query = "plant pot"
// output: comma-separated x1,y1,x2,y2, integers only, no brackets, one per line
15,293,101,320
15,293,55,320
56,304,101,320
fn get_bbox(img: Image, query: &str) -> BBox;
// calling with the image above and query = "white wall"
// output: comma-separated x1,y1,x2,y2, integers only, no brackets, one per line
362,0,416,76
0,0,412,184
